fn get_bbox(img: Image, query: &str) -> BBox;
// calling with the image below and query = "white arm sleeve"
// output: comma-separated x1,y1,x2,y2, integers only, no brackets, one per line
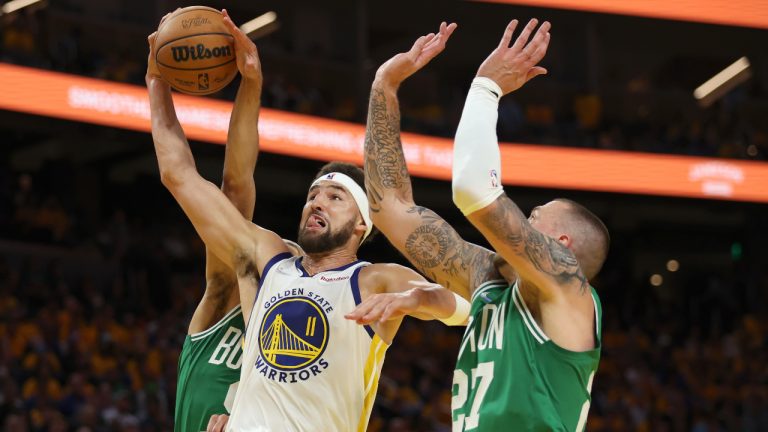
452,77,505,216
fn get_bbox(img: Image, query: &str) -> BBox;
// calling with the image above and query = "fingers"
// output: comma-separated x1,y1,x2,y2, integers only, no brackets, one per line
521,21,550,61
158,10,175,30
411,32,436,55
207,414,228,432
509,18,538,52
362,299,390,324
380,303,398,322
221,10,246,41
525,66,548,82
206,415,217,432
498,19,518,50
423,21,457,52
529,30,550,65
345,295,384,324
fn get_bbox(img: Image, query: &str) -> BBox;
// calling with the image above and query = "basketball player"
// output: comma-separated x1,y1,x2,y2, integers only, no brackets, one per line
450,19,608,431
153,10,297,432
146,19,471,432
356,18,607,431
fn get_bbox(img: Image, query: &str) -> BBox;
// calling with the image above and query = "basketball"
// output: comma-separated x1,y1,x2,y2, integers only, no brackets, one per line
155,6,237,95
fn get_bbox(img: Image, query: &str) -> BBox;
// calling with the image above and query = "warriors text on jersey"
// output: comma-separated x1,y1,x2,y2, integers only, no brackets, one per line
228,253,387,432
452,281,602,432
175,305,244,432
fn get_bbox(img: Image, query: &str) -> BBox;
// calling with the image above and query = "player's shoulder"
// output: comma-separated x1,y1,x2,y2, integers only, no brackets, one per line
358,263,421,293
360,262,416,278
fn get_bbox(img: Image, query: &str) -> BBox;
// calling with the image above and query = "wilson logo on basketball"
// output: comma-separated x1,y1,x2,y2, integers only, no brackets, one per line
171,44,232,62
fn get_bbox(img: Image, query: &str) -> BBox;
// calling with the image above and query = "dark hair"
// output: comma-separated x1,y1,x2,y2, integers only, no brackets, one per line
554,198,610,280
314,162,379,245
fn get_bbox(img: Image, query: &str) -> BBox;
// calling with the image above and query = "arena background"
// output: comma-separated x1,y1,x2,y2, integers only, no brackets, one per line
1,0,767,431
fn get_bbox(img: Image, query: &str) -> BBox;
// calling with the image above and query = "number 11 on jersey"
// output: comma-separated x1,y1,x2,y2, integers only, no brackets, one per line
452,361,494,431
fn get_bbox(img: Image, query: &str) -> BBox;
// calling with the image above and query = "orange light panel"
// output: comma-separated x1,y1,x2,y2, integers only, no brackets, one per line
1,63,767,202
475,0,768,29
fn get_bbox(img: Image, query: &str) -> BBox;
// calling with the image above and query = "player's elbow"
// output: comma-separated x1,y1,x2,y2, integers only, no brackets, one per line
221,175,254,199
158,158,195,191
451,175,503,216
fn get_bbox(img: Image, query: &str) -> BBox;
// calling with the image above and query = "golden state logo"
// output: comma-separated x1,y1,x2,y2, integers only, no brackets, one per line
256,297,330,383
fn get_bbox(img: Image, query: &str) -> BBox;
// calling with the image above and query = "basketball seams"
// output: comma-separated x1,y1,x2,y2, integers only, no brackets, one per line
157,57,236,72
156,32,234,49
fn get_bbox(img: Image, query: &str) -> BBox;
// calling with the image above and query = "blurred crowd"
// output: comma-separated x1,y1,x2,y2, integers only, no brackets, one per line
3,6,768,431
1,150,768,432
3,10,767,161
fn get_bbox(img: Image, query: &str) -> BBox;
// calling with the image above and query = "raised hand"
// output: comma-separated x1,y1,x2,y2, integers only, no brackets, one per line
222,9,262,84
146,32,162,83
477,18,551,96
374,21,458,89
146,11,176,85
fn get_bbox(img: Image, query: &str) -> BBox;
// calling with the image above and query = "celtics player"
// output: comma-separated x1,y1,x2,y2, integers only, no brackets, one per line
148,10,297,432
356,18,608,432
450,19,610,431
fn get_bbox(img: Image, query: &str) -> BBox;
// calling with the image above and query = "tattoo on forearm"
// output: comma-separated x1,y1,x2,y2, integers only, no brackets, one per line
363,87,413,213
362,88,500,292
404,206,500,291
480,198,588,292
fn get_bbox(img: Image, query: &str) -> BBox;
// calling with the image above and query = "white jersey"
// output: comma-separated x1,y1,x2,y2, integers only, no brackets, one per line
228,253,388,432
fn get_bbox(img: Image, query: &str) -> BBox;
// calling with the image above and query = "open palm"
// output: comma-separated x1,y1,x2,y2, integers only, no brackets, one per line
477,18,551,96
375,21,458,88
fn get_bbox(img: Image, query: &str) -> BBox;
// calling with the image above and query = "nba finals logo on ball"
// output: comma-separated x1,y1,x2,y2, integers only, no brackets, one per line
255,296,330,383
155,6,237,95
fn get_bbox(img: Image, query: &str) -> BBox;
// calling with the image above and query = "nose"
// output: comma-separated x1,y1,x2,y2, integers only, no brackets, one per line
311,194,328,211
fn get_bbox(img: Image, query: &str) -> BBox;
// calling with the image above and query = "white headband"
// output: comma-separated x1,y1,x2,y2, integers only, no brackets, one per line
310,172,373,242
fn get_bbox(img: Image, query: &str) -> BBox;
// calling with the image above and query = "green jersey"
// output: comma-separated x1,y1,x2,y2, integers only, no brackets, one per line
175,305,244,432
451,281,602,432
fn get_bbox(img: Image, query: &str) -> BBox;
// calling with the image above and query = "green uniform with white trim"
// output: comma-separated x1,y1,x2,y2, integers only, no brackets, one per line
451,280,602,432
175,305,245,432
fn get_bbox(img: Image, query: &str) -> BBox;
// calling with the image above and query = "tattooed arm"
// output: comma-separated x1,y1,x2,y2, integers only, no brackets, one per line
364,23,501,299
454,19,587,299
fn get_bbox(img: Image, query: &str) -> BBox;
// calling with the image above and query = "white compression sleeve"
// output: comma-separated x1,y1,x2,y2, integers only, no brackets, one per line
439,292,471,326
452,77,505,216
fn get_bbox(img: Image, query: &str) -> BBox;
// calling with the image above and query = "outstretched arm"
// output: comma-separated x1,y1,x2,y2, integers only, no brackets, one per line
364,23,501,299
147,32,287,326
452,19,586,300
346,264,471,344
193,10,265,333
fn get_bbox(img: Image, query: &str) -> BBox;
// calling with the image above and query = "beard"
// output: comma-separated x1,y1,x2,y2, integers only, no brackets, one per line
297,217,357,254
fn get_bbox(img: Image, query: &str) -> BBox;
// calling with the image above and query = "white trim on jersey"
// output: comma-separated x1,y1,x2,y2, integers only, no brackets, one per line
190,305,242,342
512,283,550,344
471,279,507,302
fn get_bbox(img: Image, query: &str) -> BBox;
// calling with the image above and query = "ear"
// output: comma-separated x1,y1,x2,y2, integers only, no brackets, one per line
354,215,367,236
557,234,571,248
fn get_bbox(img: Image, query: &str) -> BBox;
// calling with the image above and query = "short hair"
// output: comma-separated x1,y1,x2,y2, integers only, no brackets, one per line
554,198,610,280
314,162,379,245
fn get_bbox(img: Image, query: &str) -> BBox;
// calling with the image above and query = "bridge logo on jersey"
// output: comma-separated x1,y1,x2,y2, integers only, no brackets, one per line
258,297,329,371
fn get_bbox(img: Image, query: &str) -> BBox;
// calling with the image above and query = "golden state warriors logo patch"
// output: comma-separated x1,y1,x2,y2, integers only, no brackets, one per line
255,297,330,382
